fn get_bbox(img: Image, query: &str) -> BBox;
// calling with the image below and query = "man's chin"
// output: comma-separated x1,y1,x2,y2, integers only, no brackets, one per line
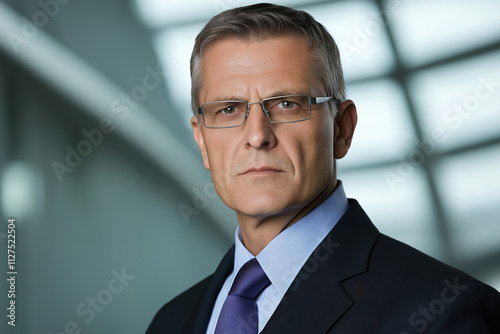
220,183,303,217
232,198,302,220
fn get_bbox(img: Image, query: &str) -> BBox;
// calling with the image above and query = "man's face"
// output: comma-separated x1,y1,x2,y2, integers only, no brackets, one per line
192,35,337,219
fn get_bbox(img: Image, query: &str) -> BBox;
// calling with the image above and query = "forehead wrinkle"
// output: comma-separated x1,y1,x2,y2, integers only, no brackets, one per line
201,36,322,104
209,95,247,102
209,82,318,103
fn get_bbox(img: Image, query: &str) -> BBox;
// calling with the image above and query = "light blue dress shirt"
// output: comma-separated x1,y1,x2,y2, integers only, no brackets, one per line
206,181,349,334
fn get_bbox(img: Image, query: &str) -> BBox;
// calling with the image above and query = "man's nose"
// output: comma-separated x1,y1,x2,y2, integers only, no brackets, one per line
243,103,277,149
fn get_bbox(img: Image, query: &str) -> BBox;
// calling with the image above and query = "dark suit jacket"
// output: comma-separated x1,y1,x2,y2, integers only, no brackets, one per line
147,199,500,333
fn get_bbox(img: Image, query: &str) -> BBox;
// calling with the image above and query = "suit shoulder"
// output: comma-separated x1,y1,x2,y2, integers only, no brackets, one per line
370,233,500,302
357,234,500,332
372,233,477,282
146,275,212,334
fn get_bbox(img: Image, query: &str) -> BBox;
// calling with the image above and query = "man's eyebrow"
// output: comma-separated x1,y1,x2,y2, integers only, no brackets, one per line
269,90,305,97
208,90,308,102
209,95,247,102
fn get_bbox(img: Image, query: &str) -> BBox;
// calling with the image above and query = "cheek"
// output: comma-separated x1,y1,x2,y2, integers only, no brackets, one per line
320,121,335,162
301,119,334,158
204,136,235,195
297,119,335,180
204,133,231,168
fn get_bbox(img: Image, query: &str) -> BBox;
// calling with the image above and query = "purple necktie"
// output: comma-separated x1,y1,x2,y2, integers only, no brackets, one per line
214,258,271,334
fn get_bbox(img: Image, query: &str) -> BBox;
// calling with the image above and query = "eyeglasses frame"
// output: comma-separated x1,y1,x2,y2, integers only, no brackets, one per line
197,94,335,129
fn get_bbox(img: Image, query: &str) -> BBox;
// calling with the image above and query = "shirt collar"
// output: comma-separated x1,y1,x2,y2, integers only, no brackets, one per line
233,180,349,296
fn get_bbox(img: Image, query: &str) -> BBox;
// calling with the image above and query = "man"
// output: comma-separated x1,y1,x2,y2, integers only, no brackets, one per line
147,3,500,333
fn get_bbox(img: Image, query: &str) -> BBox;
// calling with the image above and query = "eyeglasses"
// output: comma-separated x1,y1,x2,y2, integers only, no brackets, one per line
198,94,334,128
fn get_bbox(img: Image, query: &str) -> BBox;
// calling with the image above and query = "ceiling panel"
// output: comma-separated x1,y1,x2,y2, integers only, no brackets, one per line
341,79,415,167
339,166,441,257
304,1,395,81
434,144,500,260
135,0,324,27
389,0,500,66
409,50,500,152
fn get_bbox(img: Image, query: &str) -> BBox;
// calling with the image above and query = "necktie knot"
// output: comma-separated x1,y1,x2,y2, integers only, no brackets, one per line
229,258,270,299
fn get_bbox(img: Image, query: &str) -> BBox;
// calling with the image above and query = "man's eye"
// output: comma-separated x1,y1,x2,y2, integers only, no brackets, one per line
219,106,236,115
278,101,298,109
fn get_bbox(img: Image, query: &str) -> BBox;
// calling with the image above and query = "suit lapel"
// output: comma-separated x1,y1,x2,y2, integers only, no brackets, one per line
185,246,235,334
262,200,379,333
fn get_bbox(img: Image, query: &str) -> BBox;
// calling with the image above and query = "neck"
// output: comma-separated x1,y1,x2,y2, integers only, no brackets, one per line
237,180,338,255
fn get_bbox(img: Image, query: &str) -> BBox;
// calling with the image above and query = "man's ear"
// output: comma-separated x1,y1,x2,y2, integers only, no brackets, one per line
334,100,357,160
191,116,211,170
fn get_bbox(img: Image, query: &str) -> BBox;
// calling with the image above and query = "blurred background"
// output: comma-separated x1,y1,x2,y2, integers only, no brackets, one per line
0,0,499,332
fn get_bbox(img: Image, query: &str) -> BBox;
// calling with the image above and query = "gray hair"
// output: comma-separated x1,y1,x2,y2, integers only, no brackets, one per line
190,3,345,115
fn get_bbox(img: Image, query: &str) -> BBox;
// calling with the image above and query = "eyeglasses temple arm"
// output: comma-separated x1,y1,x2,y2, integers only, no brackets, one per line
311,96,334,105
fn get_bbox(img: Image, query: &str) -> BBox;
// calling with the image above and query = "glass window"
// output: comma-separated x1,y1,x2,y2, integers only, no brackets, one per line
340,79,415,167
434,144,500,259
154,25,203,128
304,1,395,81
135,0,324,28
340,166,441,257
389,0,500,67
409,51,500,152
